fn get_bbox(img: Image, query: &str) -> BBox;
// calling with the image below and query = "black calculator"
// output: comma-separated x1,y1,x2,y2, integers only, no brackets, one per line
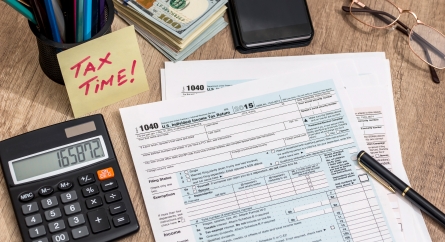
0,114,139,242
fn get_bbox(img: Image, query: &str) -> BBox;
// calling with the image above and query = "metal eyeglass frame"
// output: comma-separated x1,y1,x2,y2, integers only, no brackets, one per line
342,0,445,84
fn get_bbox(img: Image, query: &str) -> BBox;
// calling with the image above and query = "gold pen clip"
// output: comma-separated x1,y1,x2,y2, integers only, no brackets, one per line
357,153,395,193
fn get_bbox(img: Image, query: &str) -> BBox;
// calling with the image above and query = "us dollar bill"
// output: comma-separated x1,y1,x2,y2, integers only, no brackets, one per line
127,0,226,39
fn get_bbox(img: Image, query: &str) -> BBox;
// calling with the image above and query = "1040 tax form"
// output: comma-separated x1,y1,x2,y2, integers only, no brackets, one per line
120,65,403,242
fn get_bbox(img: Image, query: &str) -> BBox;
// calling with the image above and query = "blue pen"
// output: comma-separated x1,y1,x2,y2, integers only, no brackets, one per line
43,0,62,42
3,0,37,24
76,0,84,42
84,0,92,40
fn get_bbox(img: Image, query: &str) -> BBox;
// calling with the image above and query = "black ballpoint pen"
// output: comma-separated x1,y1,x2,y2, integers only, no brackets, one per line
356,150,445,228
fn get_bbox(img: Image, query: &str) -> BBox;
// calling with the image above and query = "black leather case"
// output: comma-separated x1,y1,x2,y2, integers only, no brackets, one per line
227,1,314,54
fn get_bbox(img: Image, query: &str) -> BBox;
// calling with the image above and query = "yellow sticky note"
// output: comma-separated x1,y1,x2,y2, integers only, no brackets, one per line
57,26,149,117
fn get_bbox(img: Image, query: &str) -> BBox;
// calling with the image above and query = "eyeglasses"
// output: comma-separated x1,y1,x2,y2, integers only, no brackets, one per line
342,0,445,84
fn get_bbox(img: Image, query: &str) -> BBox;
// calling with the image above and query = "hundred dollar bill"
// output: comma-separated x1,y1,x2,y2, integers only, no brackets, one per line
127,0,227,39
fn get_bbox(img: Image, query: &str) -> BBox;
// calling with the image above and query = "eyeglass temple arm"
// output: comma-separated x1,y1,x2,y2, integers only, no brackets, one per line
342,6,445,58
342,6,441,83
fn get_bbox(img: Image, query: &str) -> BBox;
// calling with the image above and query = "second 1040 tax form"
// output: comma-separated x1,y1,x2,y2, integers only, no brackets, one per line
120,65,403,242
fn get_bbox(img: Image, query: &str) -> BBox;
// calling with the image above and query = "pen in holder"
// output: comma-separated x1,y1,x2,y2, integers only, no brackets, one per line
28,0,114,85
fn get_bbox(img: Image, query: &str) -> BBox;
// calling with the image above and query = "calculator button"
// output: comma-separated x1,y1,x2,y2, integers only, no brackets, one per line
97,167,114,181
88,208,111,233
112,214,130,227
104,191,122,203
29,225,46,238
22,202,39,215
25,214,43,227
101,179,118,192
60,191,78,204
68,214,86,227
81,184,99,197
48,220,66,233
78,173,95,186
86,196,103,209
52,232,69,242
109,202,126,215
38,186,54,196
41,196,58,209
19,191,34,202
71,226,89,239
44,208,62,221
64,202,82,215
58,181,73,191
32,238,48,242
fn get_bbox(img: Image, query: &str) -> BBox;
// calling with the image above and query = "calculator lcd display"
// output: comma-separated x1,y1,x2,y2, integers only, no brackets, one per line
9,136,108,184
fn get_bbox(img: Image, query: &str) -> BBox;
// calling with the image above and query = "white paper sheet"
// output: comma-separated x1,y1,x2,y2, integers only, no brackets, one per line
121,64,404,242
162,52,386,100
160,54,432,242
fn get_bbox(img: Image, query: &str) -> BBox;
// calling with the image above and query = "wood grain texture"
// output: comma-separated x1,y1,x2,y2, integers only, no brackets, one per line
1,0,445,241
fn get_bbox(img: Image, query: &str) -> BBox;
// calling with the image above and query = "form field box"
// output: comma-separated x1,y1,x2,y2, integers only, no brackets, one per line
223,164,265,178
293,201,327,213
306,138,353,153
351,227,380,240
340,200,369,214
343,207,372,218
338,192,367,205
186,193,236,208
347,217,376,230
269,187,296,197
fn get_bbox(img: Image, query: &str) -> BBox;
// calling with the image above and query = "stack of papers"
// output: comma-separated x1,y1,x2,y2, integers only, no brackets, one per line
114,0,228,61
120,53,432,242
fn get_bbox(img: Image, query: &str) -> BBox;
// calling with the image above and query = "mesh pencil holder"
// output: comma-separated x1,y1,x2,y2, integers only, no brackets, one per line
29,0,115,85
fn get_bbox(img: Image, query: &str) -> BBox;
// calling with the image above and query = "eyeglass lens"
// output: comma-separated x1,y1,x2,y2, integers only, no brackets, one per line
351,0,445,69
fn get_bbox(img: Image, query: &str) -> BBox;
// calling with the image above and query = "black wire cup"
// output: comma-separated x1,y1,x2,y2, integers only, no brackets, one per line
29,0,115,85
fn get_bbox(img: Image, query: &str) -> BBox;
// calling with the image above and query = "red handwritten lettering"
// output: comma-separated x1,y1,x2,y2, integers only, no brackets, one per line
131,60,136,75
78,76,98,95
130,60,136,83
83,62,96,76
117,69,127,86
101,75,114,90
98,52,112,70
70,56,91,78
95,80,100,93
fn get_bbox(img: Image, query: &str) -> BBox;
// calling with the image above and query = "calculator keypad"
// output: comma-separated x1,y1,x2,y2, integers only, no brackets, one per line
113,214,130,227
101,179,118,192
82,184,99,197
72,226,89,239
17,167,134,241
88,209,111,233
29,225,46,238
86,196,103,209
25,214,42,227
64,202,81,215
32,238,48,242
19,191,34,202
40,196,58,209
48,220,65,233
57,181,73,191
60,191,78,204
38,186,54,196
44,208,62,221
105,191,122,203
109,202,126,215
22,202,39,215
51,232,69,242
78,173,95,186
68,214,85,227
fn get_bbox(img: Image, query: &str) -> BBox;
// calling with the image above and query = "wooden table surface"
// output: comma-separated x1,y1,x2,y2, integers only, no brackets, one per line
1,0,445,241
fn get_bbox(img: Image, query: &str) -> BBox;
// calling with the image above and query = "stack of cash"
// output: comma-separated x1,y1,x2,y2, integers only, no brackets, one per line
114,0,228,61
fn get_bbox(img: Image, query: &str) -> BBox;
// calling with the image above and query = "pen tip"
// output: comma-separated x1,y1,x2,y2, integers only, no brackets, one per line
350,153,358,161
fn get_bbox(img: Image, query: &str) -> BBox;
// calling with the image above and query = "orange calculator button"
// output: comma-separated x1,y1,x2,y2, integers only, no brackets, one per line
97,167,115,181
